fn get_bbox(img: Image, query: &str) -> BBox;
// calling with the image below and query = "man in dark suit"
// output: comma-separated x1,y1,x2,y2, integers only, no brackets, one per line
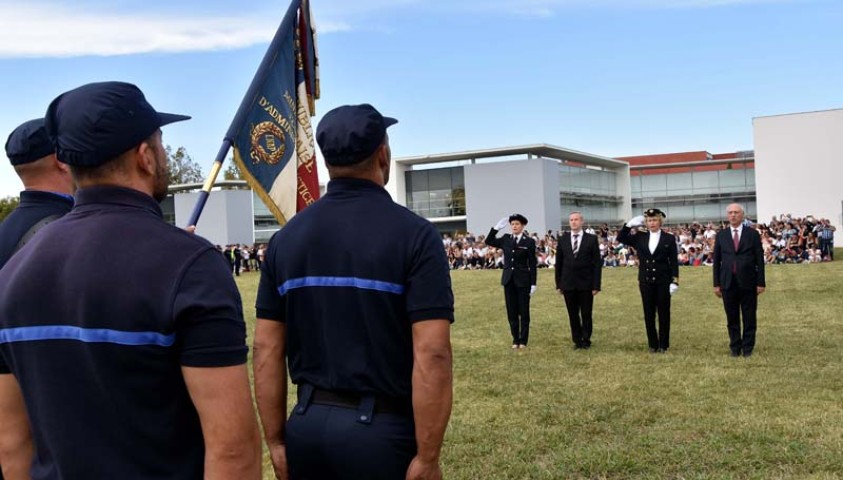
617,208,679,353
555,211,602,349
486,214,537,349
713,203,766,357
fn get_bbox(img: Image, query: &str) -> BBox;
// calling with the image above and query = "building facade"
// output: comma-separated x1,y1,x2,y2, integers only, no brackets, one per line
389,144,632,235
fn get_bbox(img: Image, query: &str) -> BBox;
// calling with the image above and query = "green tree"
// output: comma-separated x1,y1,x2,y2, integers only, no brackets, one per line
166,145,204,185
0,196,20,222
223,159,244,181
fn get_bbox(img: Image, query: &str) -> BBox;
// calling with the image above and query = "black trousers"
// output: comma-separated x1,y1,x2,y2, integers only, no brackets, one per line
287,392,416,479
562,290,594,346
503,283,531,345
721,278,758,354
639,283,670,350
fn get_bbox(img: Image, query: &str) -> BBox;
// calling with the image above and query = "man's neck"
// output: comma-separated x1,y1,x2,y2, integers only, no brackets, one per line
731,224,742,230
571,229,582,235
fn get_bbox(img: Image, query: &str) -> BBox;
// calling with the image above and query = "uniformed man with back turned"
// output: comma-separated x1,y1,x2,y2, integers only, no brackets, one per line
253,104,454,480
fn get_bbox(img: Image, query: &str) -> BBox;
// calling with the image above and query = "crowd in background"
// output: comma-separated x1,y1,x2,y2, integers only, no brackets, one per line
218,244,266,275
444,214,836,270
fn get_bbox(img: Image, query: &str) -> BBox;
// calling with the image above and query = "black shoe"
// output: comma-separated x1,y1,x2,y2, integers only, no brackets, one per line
730,350,741,357
659,348,668,353
583,344,592,350
648,348,658,353
743,351,753,358
573,343,582,349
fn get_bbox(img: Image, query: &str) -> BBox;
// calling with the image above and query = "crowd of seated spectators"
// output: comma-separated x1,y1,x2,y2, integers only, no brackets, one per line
443,213,836,270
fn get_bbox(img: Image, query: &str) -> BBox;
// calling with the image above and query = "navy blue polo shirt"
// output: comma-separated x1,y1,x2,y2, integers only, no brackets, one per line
0,186,247,479
0,190,74,267
256,178,454,399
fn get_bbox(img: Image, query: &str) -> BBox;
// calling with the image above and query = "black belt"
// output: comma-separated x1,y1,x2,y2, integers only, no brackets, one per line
302,388,412,416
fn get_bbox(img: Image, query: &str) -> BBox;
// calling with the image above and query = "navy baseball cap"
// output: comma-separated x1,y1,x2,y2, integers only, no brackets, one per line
45,81,190,167
5,118,54,166
316,104,397,166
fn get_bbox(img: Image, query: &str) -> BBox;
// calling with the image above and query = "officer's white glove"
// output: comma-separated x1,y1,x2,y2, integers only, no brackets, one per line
626,215,645,228
530,285,537,296
669,283,679,296
494,216,509,231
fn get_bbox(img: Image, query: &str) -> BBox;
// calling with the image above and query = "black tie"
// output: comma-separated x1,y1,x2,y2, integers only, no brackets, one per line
573,234,580,256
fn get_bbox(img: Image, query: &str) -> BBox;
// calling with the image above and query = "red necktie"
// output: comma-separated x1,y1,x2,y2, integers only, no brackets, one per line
732,229,739,273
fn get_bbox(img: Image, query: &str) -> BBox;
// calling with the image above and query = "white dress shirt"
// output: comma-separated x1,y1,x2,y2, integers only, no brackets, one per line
648,230,661,254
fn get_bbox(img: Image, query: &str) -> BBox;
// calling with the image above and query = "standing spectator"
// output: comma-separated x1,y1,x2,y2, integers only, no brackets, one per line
713,203,766,357
253,104,453,480
0,81,260,479
617,209,679,353
816,219,836,261
0,119,75,268
486,214,538,350
555,212,602,350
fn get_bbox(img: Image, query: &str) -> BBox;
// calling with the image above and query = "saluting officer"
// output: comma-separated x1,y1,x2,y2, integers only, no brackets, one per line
617,208,679,353
485,214,538,349
0,82,261,479
0,118,75,268
253,104,454,480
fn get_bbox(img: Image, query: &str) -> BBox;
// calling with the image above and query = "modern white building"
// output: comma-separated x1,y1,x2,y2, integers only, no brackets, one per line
388,144,632,235
753,108,843,233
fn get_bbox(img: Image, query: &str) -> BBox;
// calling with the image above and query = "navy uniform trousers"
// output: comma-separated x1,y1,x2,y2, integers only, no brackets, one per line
639,283,671,350
504,284,531,345
286,386,416,479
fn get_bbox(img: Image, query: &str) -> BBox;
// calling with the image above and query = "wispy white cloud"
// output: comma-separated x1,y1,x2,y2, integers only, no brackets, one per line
0,2,350,58
0,0,809,58
429,0,812,17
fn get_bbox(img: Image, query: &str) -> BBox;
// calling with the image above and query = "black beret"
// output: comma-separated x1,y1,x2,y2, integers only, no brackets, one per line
5,118,54,166
45,81,190,167
509,213,528,225
644,208,666,219
316,104,397,166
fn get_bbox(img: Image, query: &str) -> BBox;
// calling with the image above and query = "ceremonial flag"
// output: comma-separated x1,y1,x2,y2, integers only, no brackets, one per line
188,0,320,228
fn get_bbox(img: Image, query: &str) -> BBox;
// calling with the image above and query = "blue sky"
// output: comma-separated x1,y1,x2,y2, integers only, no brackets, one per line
1,0,841,197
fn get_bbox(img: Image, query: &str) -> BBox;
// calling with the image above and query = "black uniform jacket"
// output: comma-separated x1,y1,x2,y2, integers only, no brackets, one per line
555,231,602,291
712,225,765,290
617,225,679,286
485,228,538,287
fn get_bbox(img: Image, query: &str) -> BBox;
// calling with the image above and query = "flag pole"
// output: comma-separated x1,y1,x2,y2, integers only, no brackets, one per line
186,0,301,227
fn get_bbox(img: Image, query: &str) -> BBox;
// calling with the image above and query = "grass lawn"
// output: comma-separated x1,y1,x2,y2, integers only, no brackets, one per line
236,254,843,479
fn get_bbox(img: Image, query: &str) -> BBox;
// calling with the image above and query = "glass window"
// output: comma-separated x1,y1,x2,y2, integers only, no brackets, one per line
630,175,642,195
692,171,718,193
428,169,451,191
666,172,693,195
641,174,667,194
719,169,748,190
409,171,428,192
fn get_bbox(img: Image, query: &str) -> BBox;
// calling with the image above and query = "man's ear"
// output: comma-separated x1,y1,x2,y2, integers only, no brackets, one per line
136,141,156,176
52,154,70,174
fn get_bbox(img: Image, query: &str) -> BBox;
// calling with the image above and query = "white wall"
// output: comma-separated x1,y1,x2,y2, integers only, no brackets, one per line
464,158,558,236
753,109,842,236
174,190,255,246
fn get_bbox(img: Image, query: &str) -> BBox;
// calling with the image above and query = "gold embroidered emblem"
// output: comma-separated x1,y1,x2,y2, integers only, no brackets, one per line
250,121,286,165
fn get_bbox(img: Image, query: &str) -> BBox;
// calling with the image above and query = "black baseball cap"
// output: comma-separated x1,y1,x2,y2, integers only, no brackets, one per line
316,104,397,166
5,118,54,166
45,81,190,167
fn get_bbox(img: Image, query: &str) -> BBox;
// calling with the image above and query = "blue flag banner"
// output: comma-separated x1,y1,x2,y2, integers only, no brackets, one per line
230,0,318,225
